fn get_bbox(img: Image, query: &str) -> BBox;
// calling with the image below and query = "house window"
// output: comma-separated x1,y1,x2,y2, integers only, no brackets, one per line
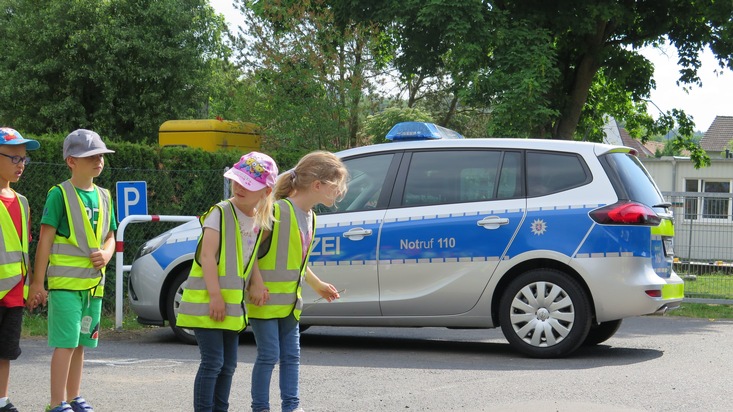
684,179,731,220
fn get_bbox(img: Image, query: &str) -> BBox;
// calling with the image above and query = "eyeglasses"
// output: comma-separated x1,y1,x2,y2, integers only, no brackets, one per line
0,152,31,165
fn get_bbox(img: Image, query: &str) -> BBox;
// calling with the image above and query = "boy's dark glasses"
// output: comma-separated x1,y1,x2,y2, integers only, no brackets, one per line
0,152,31,165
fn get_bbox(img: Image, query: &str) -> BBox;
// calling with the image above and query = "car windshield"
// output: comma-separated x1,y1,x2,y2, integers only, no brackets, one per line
603,152,666,209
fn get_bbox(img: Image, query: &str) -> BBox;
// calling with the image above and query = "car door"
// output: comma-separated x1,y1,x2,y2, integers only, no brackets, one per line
302,152,401,317
378,149,527,316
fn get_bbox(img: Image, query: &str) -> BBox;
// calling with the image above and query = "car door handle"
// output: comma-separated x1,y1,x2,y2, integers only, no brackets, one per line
477,216,509,229
343,227,373,240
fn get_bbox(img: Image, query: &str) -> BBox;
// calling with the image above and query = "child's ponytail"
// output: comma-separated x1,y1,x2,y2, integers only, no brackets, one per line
274,151,348,201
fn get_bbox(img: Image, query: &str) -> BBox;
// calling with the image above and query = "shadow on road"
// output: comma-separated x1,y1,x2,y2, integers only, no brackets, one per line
296,329,663,371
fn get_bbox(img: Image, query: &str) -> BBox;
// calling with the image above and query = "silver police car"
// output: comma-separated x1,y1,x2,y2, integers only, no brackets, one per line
129,122,683,358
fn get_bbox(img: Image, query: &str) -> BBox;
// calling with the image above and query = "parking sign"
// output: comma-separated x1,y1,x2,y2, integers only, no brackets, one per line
116,181,148,222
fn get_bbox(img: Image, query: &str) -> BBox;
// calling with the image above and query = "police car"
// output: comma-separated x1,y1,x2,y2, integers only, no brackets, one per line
128,122,683,358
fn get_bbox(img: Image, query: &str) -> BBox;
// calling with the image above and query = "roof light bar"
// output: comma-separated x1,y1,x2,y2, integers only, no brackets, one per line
385,122,464,141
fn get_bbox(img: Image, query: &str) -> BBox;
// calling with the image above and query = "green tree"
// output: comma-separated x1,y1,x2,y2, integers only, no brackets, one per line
0,0,228,142
230,0,387,153
327,0,733,167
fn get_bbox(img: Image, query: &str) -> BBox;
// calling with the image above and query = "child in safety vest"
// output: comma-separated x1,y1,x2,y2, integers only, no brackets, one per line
176,152,277,412
28,129,117,412
247,150,347,412
0,127,40,412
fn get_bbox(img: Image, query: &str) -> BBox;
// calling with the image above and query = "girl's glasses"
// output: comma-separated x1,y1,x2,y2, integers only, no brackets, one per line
0,152,31,165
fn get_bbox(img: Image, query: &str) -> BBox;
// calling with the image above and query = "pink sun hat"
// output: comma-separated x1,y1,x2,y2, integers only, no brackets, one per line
223,151,278,191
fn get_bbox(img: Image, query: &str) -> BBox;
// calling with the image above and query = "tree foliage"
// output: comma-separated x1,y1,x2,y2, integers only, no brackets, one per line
326,0,733,167
0,0,229,142
227,0,388,158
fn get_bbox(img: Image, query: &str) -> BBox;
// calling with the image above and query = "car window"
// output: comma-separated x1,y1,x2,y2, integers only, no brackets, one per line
315,153,394,214
526,151,590,197
402,150,516,206
602,152,666,208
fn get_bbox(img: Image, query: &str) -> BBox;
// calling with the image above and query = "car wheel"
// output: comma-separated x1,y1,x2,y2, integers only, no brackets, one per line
499,268,591,358
166,267,197,345
583,319,623,346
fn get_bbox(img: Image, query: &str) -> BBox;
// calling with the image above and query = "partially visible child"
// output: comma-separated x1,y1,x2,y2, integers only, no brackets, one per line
28,129,117,412
176,152,277,412
247,150,348,412
0,127,40,412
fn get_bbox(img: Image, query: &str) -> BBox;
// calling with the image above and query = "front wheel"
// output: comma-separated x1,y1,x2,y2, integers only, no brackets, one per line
499,268,591,358
166,267,197,345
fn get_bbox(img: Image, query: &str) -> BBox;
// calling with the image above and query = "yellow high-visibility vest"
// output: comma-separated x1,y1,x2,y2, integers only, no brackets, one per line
177,200,262,331
47,180,111,297
0,192,29,300
247,199,315,321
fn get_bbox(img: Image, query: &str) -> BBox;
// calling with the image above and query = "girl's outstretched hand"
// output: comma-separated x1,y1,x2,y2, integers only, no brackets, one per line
315,282,340,303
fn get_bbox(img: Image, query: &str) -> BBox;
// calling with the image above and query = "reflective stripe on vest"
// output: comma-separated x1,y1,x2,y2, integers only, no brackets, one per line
0,192,29,300
47,180,111,296
247,199,315,321
176,200,261,331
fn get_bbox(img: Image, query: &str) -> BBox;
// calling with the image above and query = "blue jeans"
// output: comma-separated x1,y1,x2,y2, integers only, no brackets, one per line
193,328,240,412
250,314,300,412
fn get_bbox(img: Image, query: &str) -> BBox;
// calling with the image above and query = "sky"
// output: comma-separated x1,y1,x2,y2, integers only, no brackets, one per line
210,0,732,132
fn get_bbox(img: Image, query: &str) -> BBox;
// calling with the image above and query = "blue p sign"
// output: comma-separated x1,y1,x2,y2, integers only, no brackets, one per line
116,181,148,222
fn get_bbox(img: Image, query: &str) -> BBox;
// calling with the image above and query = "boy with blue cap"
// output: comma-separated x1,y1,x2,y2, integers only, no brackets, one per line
0,127,40,412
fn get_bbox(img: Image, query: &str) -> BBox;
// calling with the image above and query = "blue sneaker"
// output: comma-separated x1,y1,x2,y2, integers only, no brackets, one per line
69,397,93,412
46,402,73,412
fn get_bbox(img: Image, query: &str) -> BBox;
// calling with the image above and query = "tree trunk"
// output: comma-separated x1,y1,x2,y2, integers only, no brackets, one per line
407,74,424,108
553,20,611,140
441,93,459,126
348,37,365,148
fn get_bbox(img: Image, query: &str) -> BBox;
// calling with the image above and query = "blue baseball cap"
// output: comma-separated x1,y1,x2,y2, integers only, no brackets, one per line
0,127,40,150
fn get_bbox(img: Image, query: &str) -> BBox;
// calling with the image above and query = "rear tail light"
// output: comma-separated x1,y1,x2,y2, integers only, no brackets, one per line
645,290,662,298
589,201,661,226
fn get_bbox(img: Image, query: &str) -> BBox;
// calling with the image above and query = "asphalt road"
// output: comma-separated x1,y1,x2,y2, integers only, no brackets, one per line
9,316,733,411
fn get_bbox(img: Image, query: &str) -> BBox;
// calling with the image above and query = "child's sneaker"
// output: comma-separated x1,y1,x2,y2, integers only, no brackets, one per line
0,400,19,412
45,402,73,412
69,397,93,412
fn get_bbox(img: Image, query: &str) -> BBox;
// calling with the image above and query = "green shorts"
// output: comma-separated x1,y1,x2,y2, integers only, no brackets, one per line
48,290,102,349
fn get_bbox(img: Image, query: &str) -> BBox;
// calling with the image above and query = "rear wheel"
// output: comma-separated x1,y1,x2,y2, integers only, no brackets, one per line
499,268,591,358
583,319,623,346
166,267,197,345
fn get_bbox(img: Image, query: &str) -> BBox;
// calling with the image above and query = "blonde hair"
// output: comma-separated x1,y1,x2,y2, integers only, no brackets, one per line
274,151,348,202
229,181,275,231
253,192,275,231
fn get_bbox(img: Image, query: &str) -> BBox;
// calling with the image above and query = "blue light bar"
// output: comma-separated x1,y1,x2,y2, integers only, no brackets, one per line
385,122,464,141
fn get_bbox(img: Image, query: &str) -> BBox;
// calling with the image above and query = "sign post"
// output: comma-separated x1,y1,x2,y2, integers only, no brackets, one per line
116,181,148,222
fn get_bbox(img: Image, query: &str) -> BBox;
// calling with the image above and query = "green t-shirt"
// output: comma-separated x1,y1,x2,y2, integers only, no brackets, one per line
41,184,118,239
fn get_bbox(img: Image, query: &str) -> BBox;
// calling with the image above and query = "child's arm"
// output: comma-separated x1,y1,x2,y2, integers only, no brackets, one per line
305,266,340,302
199,227,226,322
247,260,269,306
90,230,115,270
27,223,55,309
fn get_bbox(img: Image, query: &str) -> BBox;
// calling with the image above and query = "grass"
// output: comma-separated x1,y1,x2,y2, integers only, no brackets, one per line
680,273,733,300
664,302,733,319
21,310,146,338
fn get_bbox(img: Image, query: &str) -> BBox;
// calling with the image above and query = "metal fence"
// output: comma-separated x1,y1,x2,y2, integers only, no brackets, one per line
664,192,733,304
16,162,227,311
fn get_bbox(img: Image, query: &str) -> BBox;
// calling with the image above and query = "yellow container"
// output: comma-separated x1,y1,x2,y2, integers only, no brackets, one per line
159,120,261,153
